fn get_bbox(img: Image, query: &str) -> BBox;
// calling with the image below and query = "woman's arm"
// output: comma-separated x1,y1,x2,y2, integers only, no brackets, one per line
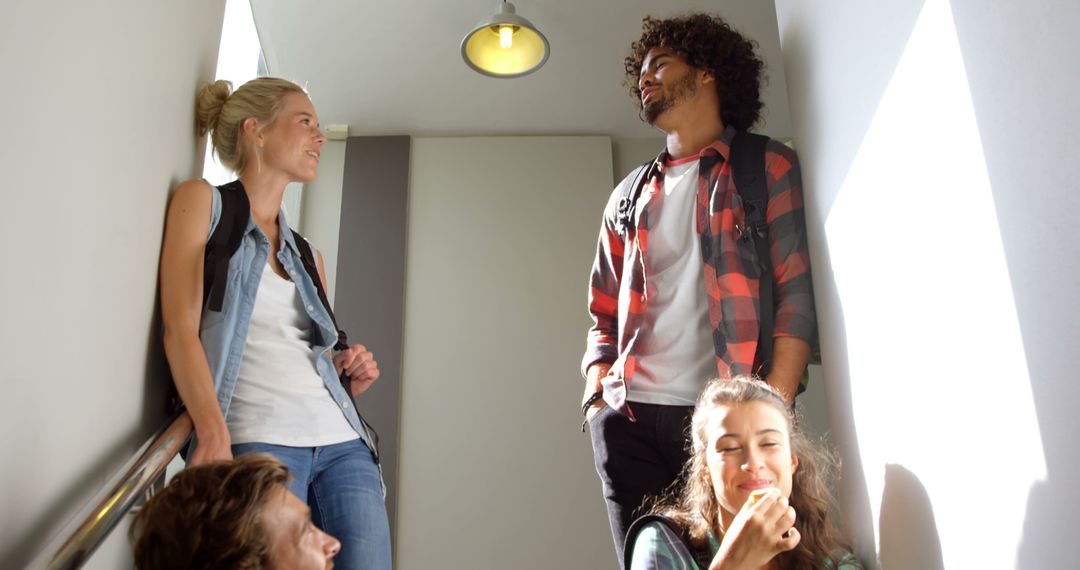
160,179,232,466
316,250,380,397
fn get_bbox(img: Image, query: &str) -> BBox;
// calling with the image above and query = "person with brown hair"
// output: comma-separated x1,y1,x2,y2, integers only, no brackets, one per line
582,13,816,567
160,77,390,569
130,454,340,570
625,377,859,569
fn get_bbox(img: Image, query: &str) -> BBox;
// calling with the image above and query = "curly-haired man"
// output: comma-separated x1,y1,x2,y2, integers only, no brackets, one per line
581,13,816,565
130,454,340,570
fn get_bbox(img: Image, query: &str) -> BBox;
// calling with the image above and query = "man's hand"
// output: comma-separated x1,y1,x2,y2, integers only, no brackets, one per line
709,488,800,570
334,344,380,397
582,363,612,422
764,336,811,406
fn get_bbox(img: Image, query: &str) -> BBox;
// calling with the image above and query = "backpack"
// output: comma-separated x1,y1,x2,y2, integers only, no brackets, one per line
203,180,347,351
613,132,775,376
623,514,712,570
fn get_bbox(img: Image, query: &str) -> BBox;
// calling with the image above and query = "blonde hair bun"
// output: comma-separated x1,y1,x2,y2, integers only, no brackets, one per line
193,77,305,174
195,80,233,137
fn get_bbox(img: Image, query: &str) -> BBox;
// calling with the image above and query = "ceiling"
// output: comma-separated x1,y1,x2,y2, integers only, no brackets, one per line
250,0,792,139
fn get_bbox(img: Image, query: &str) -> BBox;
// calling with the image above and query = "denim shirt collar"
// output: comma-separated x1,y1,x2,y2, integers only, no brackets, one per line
276,209,303,256
242,208,301,252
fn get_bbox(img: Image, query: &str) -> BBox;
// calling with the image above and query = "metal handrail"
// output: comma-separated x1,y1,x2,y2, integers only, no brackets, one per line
28,410,193,570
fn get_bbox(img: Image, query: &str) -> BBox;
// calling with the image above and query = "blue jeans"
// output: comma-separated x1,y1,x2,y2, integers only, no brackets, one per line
232,439,392,570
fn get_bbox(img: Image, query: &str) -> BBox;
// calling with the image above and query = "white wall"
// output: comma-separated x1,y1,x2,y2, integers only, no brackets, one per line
0,1,225,567
309,137,660,307
775,0,1080,567
299,139,347,304
396,136,615,568
612,136,664,182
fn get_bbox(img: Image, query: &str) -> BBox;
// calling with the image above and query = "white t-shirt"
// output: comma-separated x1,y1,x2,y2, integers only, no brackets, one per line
628,158,716,406
227,262,359,446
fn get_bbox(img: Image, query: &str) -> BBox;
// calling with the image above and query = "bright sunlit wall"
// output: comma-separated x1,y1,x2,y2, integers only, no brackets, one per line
203,0,305,227
776,0,1080,567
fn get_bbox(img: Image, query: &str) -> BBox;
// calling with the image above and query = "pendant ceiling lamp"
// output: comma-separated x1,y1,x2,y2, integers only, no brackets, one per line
461,1,549,78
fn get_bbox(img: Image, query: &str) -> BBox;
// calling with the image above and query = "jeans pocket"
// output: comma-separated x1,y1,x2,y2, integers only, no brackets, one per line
587,403,618,433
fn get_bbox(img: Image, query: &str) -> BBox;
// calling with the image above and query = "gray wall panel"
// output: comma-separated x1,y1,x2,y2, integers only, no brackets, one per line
336,136,410,537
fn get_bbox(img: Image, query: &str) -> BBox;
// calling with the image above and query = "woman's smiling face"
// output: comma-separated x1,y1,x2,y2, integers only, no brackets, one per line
704,400,798,522
254,92,326,183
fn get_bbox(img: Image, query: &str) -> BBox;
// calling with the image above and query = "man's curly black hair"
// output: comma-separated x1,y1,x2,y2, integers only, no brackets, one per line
624,13,765,131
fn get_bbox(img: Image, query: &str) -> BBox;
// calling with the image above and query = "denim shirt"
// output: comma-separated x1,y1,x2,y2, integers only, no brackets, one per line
199,186,374,452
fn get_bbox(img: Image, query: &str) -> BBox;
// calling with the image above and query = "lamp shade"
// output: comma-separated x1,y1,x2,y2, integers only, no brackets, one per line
461,2,549,78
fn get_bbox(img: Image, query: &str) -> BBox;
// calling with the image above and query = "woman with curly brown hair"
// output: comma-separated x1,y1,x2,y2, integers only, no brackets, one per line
625,377,860,570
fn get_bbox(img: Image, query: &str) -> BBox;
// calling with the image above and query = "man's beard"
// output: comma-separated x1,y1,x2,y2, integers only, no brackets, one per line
642,70,699,125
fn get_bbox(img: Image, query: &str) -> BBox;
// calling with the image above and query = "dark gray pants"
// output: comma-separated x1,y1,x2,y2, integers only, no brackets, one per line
588,402,694,569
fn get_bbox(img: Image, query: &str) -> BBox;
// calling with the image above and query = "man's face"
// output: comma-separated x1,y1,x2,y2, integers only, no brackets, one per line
638,46,703,125
261,487,340,570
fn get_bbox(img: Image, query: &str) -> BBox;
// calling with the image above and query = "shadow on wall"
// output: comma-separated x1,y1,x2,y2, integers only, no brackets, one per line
946,1,1080,567
2,199,175,569
878,464,944,570
776,2,933,567
1017,476,1073,568
812,283,877,566
0,434,145,569
776,10,915,568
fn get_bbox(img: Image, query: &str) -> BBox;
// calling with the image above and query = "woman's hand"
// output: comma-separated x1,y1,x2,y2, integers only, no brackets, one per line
187,424,234,467
334,343,380,397
709,488,800,570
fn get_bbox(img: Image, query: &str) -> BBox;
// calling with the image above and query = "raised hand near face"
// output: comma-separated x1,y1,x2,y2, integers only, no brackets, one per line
709,487,799,570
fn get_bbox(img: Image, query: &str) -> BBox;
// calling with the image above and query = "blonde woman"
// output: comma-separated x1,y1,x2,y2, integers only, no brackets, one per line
160,77,390,569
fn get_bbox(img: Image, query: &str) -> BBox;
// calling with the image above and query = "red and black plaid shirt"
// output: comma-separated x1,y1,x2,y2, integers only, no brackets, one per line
582,126,816,419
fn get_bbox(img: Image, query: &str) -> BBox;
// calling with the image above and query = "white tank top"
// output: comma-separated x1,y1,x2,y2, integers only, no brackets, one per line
227,262,359,446
628,158,716,405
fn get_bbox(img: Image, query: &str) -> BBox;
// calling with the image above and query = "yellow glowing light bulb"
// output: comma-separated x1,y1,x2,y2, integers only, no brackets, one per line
499,25,514,49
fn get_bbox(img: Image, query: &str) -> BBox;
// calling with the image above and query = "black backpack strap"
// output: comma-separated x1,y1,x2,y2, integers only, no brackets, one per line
291,229,348,351
291,229,379,464
623,514,709,570
614,158,659,237
203,180,250,313
729,131,773,377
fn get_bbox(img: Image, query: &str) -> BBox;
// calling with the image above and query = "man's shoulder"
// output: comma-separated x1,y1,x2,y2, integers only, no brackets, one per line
606,157,657,204
753,135,797,164
733,133,799,177
616,161,651,188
